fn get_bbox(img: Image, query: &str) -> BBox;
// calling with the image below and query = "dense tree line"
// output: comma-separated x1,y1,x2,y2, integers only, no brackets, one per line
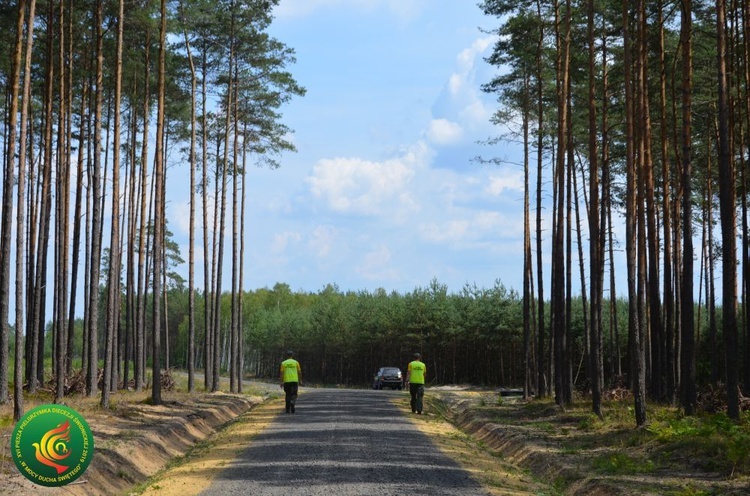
480,0,750,423
6,273,735,396
0,0,303,420
8,278,625,388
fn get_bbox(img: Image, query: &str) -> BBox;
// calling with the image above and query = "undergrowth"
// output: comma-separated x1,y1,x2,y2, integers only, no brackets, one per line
646,410,750,475
437,390,750,494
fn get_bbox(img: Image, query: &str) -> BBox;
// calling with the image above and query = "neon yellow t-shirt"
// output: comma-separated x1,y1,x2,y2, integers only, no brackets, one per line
408,360,426,384
280,358,301,383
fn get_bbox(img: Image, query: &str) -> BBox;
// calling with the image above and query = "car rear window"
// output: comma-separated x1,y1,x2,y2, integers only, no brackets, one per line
383,368,400,374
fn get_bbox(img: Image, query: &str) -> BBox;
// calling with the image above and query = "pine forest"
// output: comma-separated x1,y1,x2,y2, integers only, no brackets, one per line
0,0,749,432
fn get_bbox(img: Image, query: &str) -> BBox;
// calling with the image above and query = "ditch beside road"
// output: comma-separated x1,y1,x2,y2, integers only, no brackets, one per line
2,383,748,495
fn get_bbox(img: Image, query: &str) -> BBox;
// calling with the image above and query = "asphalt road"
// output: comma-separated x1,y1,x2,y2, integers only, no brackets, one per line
198,388,493,496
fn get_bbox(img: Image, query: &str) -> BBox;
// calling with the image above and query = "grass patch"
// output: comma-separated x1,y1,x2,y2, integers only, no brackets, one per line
647,411,750,475
0,415,13,429
433,390,750,494
664,486,713,496
593,452,656,475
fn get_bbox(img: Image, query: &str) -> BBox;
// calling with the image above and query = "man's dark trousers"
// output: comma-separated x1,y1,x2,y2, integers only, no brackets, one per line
409,383,424,413
284,382,299,413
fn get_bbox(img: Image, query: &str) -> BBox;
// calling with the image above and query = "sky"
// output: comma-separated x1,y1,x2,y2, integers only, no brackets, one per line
169,0,532,296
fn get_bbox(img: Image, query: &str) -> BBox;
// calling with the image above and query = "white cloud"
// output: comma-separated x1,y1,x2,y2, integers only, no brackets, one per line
460,100,493,127
485,171,524,196
307,142,429,215
427,118,464,146
419,220,470,244
457,37,494,72
170,200,192,236
356,244,399,281
419,210,522,246
433,35,497,132
272,231,302,254
448,74,462,95
308,225,338,258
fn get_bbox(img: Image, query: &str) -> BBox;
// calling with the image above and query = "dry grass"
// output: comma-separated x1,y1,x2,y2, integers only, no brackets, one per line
0,378,276,496
393,395,556,496
134,397,283,496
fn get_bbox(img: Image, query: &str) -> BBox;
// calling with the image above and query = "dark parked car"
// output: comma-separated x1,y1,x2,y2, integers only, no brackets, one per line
372,367,403,390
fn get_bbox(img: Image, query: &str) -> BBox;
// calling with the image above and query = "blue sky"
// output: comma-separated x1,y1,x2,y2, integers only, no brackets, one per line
169,0,532,296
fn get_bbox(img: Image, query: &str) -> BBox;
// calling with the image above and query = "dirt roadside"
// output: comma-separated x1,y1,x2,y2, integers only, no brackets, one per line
136,390,552,496
0,384,279,496
2,385,749,495
429,388,750,495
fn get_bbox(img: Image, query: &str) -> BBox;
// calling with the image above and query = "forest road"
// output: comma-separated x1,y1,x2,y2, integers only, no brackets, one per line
198,388,493,496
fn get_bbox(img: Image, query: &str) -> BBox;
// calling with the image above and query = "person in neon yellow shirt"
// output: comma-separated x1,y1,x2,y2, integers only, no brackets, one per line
279,350,302,413
405,352,426,414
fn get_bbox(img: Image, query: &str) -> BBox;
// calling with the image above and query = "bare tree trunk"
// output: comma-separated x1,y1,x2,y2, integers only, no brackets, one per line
587,0,603,418
180,1,197,393
680,0,696,416
202,52,213,391
36,17,55,387
565,92,574,407
86,0,105,397
102,0,124,408
230,70,240,394
742,0,750,395
535,0,547,399
55,0,72,403
658,0,676,404
163,239,169,372
68,82,88,378
135,34,151,393
124,102,138,389
715,0,740,421
634,0,649,426
25,107,38,387
62,0,75,379
14,0,37,419
551,0,571,408
704,146,719,385
624,0,646,426
213,9,236,392
522,74,532,400
0,0,27,407
82,108,93,380
238,126,247,394
210,137,221,391
642,3,663,402
152,0,168,406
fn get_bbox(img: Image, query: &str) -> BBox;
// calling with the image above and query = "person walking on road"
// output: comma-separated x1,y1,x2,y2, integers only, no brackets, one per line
280,351,302,413
405,352,426,414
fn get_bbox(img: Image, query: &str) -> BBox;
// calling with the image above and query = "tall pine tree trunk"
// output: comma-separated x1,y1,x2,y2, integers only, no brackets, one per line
680,0,696,416
180,1,197,393
0,0,27,407
535,0,547,398
587,0,603,418
86,0,105,397
135,34,151,393
14,0,37,419
151,0,168,406
102,0,124,408
715,0,740,421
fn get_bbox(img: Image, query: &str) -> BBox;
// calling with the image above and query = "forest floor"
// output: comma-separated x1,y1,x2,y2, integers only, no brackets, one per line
430,387,750,495
0,379,748,495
